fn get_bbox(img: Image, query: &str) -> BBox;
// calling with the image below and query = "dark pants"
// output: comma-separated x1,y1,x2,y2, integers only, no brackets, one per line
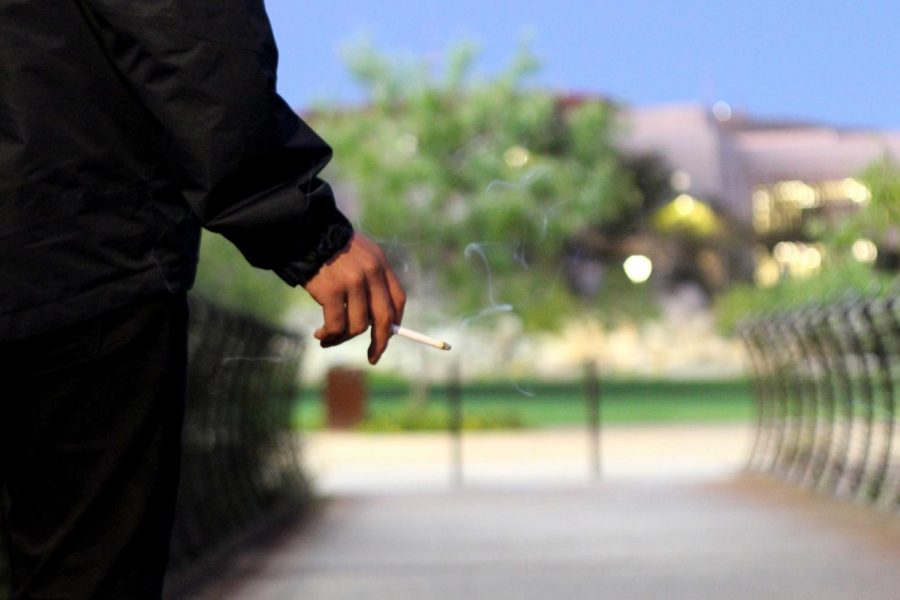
0,294,188,599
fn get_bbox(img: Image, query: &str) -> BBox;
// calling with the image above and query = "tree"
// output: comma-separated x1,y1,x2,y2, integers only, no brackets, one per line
309,42,653,332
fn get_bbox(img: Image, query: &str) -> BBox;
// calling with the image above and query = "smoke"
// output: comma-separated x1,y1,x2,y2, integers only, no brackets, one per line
459,242,514,327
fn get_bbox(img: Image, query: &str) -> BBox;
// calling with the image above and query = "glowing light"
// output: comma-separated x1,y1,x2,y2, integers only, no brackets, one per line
623,255,653,284
852,239,878,263
752,189,771,206
844,178,872,204
670,170,692,192
674,193,697,217
774,180,818,208
712,101,732,122
504,146,530,168
752,188,772,233
773,241,798,263
755,257,780,288
770,241,824,279
800,246,822,270
654,194,720,237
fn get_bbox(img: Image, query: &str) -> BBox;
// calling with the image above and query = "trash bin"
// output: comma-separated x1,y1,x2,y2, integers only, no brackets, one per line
324,366,367,429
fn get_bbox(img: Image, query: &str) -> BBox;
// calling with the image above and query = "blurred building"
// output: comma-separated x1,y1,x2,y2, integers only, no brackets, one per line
618,103,900,288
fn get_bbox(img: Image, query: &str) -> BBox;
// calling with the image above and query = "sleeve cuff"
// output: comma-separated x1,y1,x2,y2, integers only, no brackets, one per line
271,196,354,287
204,173,354,287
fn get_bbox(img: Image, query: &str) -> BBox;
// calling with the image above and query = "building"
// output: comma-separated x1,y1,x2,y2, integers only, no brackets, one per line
618,103,900,286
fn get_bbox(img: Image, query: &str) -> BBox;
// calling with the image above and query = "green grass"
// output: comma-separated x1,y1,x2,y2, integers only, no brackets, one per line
294,378,754,431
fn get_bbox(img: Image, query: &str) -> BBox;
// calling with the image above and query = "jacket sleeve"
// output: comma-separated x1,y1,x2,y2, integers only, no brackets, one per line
76,0,353,286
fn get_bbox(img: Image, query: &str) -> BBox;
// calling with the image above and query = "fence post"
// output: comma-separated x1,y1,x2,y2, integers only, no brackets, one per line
584,360,602,482
447,360,464,487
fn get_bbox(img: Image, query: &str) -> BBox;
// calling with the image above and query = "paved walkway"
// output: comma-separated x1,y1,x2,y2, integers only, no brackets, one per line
301,423,754,493
188,426,900,599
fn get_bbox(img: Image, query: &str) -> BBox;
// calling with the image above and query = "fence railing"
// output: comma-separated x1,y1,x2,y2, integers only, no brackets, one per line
740,296,900,509
1,296,309,597
166,295,308,590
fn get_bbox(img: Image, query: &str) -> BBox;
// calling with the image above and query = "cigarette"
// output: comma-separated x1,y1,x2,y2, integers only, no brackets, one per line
390,325,452,351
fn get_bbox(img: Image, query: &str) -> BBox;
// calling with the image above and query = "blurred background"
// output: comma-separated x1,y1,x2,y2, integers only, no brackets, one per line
195,0,899,428
178,1,900,597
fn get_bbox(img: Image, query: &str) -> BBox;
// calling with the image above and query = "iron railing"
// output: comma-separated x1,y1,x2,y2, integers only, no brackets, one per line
1,296,309,597
740,296,900,509
166,296,308,587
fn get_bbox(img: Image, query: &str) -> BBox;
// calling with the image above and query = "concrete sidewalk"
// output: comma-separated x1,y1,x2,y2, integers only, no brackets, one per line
191,479,900,600
187,426,900,599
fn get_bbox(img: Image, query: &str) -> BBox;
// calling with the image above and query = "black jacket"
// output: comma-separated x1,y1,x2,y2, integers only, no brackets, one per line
0,0,352,340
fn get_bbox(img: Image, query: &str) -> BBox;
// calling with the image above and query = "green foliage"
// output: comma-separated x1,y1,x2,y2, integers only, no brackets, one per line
828,154,900,249
295,377,753,431
310,42,649,330
715,260,894,333
860,155,900,232
193,231,299,324
356,403,526,432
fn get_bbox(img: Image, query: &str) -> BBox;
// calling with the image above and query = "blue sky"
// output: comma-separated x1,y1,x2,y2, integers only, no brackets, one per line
265,1,899,129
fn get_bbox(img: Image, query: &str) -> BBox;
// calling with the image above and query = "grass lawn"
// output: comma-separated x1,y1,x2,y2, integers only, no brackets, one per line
294,378,754,431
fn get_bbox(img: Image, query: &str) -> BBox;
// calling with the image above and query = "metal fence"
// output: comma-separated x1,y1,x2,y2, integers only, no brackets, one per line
166,296,308,587
740,296,900,509
1,296,309,596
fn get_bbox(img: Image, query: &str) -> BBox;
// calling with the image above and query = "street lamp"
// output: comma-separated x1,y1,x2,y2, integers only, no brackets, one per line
623,254,653,284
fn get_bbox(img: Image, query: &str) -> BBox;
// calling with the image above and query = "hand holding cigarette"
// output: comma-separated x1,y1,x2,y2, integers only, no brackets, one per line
303,232,407,364
302,233,451,360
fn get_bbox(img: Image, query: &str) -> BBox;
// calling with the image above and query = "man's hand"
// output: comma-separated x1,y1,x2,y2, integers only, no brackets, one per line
303,233,406,364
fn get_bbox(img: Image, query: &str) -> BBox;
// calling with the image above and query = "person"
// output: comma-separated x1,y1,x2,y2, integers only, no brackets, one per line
0,1,405,598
